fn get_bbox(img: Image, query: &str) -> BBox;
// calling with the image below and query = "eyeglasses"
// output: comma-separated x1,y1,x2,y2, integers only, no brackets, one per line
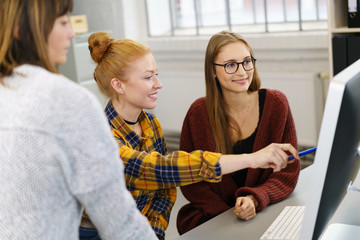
213,57,256,74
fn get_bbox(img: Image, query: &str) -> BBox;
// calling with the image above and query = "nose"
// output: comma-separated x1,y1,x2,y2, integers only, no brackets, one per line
68,25,75,39
154,75,163,89
235,63,246,75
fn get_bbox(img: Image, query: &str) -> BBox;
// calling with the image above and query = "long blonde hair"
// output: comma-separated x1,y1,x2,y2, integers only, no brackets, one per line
88,32,152,98
205,30,261,153
0,0,73,84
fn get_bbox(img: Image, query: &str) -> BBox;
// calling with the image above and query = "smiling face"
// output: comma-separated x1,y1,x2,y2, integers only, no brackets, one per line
214,41,254,95
120,53,162,110
47,14,75,67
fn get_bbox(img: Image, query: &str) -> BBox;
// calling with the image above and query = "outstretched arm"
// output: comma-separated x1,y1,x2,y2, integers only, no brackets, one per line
116,131,295,191
114,127,222,190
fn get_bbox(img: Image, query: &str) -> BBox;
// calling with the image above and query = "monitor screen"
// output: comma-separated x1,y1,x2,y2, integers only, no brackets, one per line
299,59,360,240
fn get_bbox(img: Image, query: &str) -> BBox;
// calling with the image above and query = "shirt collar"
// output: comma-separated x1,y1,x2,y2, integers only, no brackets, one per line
105,101,154,148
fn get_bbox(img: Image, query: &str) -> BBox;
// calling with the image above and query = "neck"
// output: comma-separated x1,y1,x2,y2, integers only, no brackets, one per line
225,91,252,113
111,97,142,124
123,118,139,125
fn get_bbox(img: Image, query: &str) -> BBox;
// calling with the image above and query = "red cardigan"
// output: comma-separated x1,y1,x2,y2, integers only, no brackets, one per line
176,89,301,234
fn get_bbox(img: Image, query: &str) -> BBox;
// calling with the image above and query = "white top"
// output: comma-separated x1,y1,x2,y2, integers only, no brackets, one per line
0,65,157,240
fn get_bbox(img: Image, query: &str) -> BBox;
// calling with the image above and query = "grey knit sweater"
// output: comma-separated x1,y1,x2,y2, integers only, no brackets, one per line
0,64,156,240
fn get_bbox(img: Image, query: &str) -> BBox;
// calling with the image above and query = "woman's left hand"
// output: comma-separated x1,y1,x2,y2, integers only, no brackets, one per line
233,195,258,221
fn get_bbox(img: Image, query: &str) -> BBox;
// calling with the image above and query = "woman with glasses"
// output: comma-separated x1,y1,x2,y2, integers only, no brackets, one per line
176,30,301,235
81,32,298,240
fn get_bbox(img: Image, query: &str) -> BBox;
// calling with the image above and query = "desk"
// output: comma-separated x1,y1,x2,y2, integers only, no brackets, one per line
175,166,360,240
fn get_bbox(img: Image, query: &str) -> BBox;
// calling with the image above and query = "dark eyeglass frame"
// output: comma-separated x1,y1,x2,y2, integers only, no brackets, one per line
213,56,257,74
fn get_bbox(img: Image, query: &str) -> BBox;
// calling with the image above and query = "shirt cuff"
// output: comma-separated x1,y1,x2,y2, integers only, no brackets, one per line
200,151,222,182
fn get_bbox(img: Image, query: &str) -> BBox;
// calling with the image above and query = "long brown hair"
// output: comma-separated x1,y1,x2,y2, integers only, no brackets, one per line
88,32,152,98
205,30,261,153
0,0,73,84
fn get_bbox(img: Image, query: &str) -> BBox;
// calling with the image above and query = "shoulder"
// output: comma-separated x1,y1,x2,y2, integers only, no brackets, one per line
144,111,156,122
144,111,162,128
38,66,100,111
17,64,96,102
143,111,165,149
264,88,288,103
19,65,105,129
261,89,292,123
187,97,207,116
263,88,290,108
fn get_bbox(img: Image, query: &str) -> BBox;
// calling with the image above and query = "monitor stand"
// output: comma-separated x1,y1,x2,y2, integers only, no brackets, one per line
320,223,360,240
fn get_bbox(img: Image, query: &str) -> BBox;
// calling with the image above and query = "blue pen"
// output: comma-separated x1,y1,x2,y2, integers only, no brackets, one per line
288,147,317,160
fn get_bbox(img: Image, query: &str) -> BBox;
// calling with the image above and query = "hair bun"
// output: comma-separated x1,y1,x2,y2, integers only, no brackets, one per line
88,32,114,63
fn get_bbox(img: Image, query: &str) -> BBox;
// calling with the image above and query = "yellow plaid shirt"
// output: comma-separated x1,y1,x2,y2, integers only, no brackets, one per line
105,102,222,239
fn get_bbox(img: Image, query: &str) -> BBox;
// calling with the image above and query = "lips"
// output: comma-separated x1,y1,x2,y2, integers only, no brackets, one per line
148,92,158,100
232,78,248,84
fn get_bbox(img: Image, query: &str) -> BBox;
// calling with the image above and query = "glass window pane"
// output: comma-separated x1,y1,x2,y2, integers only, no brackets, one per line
230,0,255,25
267,0,300,32
230,0,266,33
174,0,196,28
254,0,265,23
301,0,317,21
318,0,328,20
171,0,197,35
285,0,300,22
198,0,227,27
267,0,285,23
146,0,171,36
146,0,328,36
301,0,328,30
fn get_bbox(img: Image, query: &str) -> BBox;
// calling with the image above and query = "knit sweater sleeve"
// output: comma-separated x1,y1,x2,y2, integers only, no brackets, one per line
52,77,157,239
234,89,301,211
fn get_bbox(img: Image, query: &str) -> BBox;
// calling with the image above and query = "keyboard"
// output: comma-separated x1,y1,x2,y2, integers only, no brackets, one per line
260,205,305,240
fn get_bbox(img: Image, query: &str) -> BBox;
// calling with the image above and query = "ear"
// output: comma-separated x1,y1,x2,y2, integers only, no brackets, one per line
110,78,125,94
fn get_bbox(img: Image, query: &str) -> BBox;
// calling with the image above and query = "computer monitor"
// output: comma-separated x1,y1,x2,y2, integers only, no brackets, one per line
299,59,360,240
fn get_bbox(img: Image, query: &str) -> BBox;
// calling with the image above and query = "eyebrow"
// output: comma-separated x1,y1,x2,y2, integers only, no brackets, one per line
224,56,252,63
143,68,158,74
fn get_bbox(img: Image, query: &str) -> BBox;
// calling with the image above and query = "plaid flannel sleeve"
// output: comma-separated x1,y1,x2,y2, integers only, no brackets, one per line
117,142,222,190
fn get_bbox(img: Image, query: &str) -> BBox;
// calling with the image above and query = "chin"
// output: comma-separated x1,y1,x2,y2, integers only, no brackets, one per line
55,57,67,67
144,103,157,110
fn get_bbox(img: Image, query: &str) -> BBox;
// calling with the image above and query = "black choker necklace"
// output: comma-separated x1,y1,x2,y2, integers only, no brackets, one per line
123,118,139,125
